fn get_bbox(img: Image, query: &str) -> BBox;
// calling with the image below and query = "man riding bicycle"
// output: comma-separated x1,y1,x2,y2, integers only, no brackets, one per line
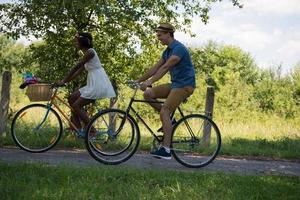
136,22,196,159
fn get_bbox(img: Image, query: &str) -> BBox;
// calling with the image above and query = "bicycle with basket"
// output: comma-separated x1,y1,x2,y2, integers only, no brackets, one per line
11,83,94,153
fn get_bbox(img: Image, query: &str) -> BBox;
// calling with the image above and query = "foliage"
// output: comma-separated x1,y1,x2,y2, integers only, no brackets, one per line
0,34,27,73
190,42,300,119
252,66,298,118
291,63,300,105
0,0,242,93
191,41,259,89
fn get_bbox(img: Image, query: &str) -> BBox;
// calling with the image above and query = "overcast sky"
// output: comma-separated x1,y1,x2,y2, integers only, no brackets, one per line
1,0,299,73
176,0,300,74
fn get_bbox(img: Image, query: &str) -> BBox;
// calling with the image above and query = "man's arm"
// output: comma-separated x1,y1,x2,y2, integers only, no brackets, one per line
144,55,181,86
137,58,165,83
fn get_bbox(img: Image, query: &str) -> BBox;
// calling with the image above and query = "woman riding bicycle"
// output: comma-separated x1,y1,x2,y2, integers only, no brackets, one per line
56,32,116,133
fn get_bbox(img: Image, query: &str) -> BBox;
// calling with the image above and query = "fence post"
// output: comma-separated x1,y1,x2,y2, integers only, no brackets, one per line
109,79,118,130
0,71,12,137
203,86,215,145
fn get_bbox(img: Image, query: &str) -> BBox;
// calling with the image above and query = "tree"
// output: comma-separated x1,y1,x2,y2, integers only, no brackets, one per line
291,63,300,106
190,41,259,89
0,34,27,73
0,0,242,91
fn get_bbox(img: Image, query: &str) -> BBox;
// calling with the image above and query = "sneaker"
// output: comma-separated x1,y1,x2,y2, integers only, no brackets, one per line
150,146,171,160
157,119,177,132
77,130,86,138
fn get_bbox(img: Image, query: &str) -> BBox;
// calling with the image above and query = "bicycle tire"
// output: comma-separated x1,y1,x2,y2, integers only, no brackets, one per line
11,104,63,153
85,109,140,165
171,114,221,168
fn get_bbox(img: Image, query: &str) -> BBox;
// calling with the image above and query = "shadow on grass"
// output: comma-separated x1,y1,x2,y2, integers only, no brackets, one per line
2,130,300,160
221,137,300,159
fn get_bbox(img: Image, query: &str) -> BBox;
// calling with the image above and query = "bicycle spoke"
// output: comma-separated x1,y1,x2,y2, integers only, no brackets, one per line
85,109,139,165
171,114,221,168
11,104,62,153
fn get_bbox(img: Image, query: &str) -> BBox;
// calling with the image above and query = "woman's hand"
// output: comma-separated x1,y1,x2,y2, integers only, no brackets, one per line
55,80,66,87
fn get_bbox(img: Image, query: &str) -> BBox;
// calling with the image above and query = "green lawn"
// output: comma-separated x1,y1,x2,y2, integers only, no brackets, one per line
0,162,299,200
2,132,300,160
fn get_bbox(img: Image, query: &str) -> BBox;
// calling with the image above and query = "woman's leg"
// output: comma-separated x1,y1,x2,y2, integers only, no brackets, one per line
68,90,82,130
71,97,95,128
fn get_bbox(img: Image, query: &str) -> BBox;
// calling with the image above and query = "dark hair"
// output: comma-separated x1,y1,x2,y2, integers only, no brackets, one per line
78,32,93,48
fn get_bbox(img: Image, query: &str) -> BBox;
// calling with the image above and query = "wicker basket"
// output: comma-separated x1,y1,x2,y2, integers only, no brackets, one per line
26,84,53,101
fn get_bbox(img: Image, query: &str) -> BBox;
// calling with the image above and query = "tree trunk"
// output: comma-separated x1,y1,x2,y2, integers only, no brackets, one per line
203,86,215,146
0,71,12,137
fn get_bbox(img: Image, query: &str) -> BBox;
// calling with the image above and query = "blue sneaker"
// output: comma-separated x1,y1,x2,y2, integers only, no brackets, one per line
157,119,177,132
77,130,86,138
150,146,171,160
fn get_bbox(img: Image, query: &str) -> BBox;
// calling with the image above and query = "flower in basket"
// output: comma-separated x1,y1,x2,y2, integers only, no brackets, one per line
19,72,40,89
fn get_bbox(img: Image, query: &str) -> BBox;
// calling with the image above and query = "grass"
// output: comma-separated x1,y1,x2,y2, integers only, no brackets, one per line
2,76,300,159
0,162,299,200
220,137,300,159
2,120,300,160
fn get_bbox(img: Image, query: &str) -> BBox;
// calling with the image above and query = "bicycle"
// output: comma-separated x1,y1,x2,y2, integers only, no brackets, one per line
11,83,94,153
84,81,221,168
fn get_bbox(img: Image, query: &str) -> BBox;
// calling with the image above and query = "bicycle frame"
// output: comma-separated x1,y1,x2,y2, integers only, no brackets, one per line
42,87,89,134
123,85,196,142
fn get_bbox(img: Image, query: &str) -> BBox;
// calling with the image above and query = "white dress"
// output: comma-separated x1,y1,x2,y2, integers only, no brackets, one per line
79,48,116,99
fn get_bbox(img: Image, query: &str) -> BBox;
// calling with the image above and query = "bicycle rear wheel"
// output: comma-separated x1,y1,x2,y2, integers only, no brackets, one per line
11,104,63,153
85,109,140,165
171,114,221,168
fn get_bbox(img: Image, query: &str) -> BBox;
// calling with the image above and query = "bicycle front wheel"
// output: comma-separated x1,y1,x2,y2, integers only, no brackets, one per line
171,114,221,168
85,109,140,165
11,104,63,153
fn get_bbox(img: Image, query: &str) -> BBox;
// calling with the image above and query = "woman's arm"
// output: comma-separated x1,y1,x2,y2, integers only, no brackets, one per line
67,67,85,82
62,49,95,84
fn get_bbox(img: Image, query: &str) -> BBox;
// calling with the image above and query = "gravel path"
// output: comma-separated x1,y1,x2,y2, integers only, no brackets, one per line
1,147,299,176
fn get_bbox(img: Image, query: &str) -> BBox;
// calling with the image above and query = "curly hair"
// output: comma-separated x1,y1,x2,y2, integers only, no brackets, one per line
77,32,93,48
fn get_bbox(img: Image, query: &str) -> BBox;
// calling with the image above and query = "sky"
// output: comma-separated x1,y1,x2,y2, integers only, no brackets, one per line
1,0,300,74
176,0,300,74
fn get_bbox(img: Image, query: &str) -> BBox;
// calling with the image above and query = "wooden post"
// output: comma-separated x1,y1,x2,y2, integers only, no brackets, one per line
203,86,215,145
0,71,12,137
109,79,118,131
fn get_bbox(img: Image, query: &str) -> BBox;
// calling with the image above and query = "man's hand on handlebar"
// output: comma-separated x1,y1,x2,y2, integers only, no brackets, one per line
140,80,152,91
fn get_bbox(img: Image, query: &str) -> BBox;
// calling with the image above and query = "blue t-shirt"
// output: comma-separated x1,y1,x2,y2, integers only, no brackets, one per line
162,40,196,88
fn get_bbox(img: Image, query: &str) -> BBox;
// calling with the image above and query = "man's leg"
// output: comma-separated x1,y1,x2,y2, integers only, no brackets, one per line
160,106,173,147
143,83,171,112
161,87,195,147
150,87,194,159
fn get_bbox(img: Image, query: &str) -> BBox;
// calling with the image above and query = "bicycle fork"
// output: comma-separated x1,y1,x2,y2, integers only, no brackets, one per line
33,104,52,131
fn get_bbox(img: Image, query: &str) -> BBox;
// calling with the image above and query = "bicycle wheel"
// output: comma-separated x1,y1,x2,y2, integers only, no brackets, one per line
11,104,63,153
85,109,140,165
171,114,221,168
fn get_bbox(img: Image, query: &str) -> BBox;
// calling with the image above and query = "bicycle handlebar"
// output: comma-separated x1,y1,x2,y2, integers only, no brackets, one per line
127,80,141,89
50,83,66,89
